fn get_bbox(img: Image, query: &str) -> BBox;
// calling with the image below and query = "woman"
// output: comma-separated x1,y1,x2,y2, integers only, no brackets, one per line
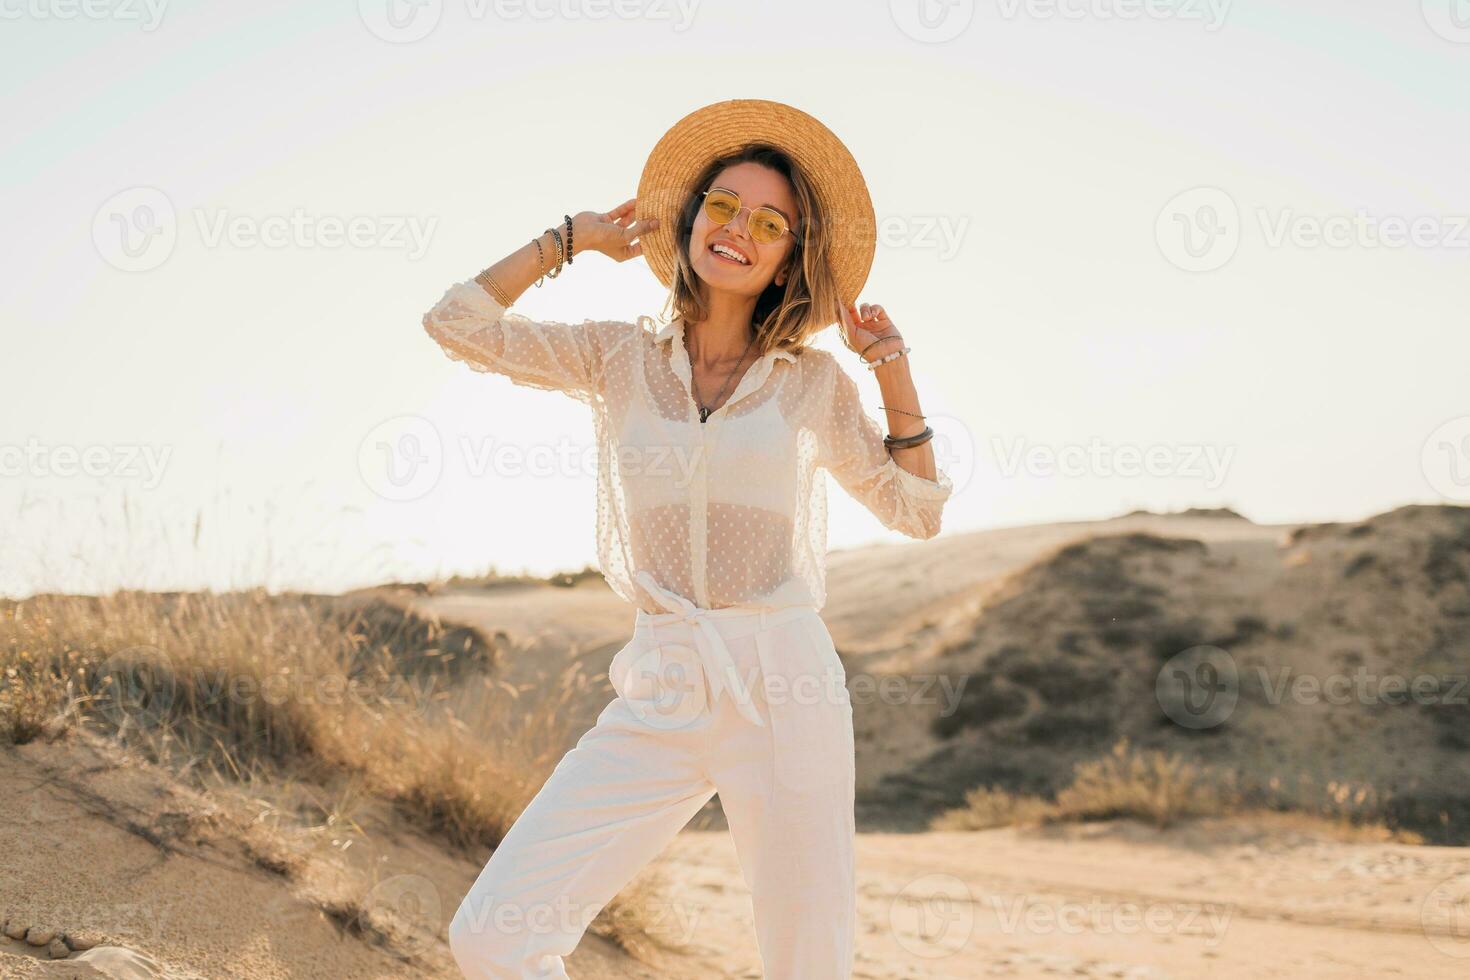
424,99,953,979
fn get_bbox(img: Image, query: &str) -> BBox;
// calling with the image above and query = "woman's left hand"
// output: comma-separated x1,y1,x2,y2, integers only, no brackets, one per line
838,301,904,362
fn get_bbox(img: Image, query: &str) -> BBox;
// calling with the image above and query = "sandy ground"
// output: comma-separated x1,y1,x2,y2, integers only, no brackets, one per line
0,732,689,980
5,727,1465,980
6,508,1469,978
650,818,1470,979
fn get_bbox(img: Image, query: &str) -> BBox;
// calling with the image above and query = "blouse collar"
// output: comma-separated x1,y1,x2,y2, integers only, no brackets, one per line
652,316,798,364
651,315,797,421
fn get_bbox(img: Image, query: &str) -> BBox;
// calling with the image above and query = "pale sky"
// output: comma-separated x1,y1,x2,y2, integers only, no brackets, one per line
3,0,1467,598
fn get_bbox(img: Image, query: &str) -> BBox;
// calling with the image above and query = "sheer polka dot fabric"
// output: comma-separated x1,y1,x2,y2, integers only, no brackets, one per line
423,279,954,614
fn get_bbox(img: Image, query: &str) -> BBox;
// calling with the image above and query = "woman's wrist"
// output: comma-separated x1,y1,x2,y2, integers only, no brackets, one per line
863,335,911,372
859,332,904,363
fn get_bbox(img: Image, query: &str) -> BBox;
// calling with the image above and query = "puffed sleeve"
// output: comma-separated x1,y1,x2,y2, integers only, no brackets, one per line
815,355,954,540
422,279,634,406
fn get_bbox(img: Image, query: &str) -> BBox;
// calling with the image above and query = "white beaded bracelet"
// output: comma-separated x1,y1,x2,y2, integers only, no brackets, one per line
865,345,911,371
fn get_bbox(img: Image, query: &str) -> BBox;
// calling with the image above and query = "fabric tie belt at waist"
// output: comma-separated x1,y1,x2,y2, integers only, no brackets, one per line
632,570,817,728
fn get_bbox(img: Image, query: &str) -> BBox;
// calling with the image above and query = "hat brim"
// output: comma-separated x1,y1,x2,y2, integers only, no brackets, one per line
636,98,876,310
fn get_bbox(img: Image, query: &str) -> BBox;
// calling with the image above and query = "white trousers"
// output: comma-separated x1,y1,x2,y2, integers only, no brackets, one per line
448,573,857,979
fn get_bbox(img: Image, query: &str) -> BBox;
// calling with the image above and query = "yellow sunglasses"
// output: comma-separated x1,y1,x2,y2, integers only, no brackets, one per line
700,187,797,245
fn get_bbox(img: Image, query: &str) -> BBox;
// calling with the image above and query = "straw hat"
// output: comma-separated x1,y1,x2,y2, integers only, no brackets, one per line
635,98,877,307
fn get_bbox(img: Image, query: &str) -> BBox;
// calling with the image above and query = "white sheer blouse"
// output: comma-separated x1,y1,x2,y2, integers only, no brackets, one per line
422,279,955,615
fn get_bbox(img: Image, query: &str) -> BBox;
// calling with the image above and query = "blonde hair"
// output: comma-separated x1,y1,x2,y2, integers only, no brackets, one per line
659,143,844,359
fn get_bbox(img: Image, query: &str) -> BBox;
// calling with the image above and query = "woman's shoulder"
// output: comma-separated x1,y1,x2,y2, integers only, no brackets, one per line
790,343,847,384
778,343,852,419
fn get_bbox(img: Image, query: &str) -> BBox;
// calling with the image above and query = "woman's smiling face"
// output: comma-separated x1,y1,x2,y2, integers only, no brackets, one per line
688,161,800,297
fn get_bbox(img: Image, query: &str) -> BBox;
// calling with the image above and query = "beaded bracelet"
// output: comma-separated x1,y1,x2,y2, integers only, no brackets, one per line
865,345,911,371
563,214,574,264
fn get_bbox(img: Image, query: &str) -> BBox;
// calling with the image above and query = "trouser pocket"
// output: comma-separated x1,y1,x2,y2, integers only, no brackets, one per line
607,631,709,732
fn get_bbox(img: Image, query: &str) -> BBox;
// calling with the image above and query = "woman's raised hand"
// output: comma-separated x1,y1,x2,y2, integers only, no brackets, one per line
573,198,660,262
838,301,905,362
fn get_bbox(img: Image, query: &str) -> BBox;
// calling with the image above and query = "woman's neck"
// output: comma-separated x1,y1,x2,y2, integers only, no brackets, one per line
686,294,759,368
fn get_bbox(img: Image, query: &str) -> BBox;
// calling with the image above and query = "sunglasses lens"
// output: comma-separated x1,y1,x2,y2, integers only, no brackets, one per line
704,188,740,224
749,209,787,244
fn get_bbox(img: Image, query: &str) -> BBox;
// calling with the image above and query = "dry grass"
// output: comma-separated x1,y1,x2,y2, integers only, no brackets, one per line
930,738,1228,832
931,738,1411,841
0,584,668,962
0,588,556,842
929,785,1056,831
1053,738,1236,827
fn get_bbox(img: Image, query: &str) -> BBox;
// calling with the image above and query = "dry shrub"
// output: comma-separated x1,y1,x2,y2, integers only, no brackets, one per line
930,786,1054,831
930,738,1427,842
931,738,1237,831
1052,738,1236,828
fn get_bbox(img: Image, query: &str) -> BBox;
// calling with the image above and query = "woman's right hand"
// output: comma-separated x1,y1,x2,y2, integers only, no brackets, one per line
573,198,660,262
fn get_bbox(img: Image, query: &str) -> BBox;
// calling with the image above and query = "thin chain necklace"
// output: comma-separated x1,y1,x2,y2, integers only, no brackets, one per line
688,323,759,424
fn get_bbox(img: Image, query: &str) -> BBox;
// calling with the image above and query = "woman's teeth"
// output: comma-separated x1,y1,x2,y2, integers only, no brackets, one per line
710,244,749,265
